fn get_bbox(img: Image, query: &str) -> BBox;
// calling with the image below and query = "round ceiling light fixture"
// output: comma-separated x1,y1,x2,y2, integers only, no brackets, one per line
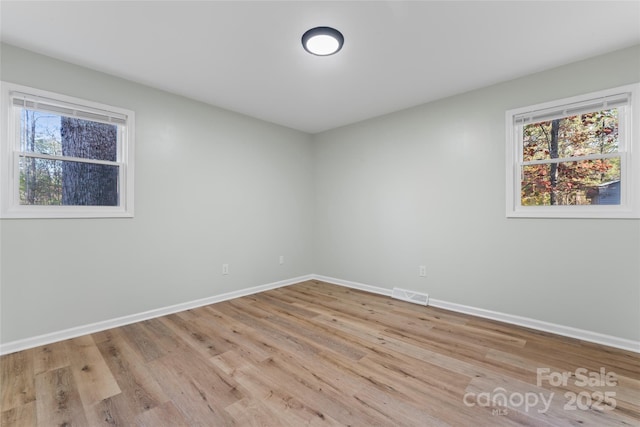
302,26,344,56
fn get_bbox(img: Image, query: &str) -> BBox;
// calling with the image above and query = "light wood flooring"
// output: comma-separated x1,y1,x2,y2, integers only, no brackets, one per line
1,280,639,426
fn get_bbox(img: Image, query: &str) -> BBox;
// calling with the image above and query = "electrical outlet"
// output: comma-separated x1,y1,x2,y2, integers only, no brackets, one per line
419,265,427,277
222,264,229,275
279,255,284,265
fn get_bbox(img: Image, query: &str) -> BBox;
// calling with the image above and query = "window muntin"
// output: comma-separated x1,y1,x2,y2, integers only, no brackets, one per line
506,84,639,218
1,82,134,218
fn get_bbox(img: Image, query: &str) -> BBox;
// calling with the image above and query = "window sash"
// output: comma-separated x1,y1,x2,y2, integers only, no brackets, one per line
516,153,629,209
516,105,628,162
515,104,628,200
16,154,124,207
15,113,125,167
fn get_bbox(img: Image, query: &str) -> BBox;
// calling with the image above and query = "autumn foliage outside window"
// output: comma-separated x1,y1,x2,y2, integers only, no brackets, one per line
521,109,620,206
506,84,639,218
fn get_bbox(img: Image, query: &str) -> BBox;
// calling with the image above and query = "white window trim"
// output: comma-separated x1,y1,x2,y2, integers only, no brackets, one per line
1,81,134,218
505,83,640,219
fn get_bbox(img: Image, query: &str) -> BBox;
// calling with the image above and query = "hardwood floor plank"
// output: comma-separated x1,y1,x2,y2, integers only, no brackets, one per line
290,281,466,326
228,361,343,426
0,348,35,411
212,300,323,360
146,347,243,425
65,335,121,408
134,318,187,357
1,400,36,427
350,385,454,427
237,296,368,361
158,313,231,360
95,329,169,417
34,366,89,426
615,376,640,411
201,307,277,363
361,350,471,401
431,321,527,350
84,394,132,426
134,401,190,427
32,342,69,376
119,322,165,362
276,285,443,339
251,354,389,426
314,345,484,426
248,291,326,319
209,350,251,376
224,397,311,427
1,280,638,426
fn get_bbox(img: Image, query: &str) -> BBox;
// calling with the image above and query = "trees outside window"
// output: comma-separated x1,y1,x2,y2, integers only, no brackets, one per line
521,109,620,206
1,82,134,218
506,84,639,218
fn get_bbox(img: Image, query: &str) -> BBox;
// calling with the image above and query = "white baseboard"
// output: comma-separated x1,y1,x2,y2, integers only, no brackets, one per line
428,299,640,353
313,275,640,353
3,273,638,355
0,274,313,356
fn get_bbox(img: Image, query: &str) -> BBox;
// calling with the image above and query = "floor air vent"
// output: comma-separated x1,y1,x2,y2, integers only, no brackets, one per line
391,288,429,306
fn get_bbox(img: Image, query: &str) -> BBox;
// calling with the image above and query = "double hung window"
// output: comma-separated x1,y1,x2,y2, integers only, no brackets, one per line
1,82,134,218
506,84,639,218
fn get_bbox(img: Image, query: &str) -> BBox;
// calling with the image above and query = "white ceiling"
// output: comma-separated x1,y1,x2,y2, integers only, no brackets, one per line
1,1,639,134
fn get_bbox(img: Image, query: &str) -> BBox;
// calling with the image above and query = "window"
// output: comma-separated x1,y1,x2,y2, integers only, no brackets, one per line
1,82,134,218
506,84,639,218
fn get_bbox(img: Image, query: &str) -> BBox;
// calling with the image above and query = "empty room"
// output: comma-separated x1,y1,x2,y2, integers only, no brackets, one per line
1,1,639,426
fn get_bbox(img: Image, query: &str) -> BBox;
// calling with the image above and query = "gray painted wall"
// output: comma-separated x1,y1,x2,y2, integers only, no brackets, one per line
1,43,639,346
0,44,315,343
313,45,640,342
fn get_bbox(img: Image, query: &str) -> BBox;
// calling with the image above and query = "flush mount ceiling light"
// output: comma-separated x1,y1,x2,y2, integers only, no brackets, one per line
302,26,344,56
